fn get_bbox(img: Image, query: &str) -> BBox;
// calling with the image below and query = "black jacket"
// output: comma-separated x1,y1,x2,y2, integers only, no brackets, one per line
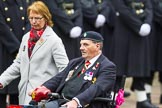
43,54,116,108
42,0,83,60
111,0,153,77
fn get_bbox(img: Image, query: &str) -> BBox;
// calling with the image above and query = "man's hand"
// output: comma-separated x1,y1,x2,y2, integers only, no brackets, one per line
0,83,3,88
61,99,78,108
29,86,51,102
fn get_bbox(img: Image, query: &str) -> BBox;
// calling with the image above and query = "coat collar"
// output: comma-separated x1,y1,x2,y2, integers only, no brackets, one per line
73,54,104,74
29,26,50,59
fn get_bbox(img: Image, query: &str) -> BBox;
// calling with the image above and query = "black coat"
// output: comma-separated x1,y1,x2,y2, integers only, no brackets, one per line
101,0,116,60
43,54,116,108
111,0,153,77
42,0,83,60
151,0,162,71
0,0,32,94
81,0,115,59
80,0,98,32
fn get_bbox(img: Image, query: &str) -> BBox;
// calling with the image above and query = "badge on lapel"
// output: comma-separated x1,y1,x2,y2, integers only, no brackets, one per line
95,62,100,68
38,38,44,45
92,62,100,70
23,45,26,52
75,65,79,70
84,71,94,81
92,77,97,84
92,66,96,70
65,70,74,81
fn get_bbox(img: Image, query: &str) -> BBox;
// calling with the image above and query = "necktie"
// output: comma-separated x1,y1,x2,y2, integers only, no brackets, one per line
85,60,91,69
81,60,91,74
78,61,91,77
78,60,91,77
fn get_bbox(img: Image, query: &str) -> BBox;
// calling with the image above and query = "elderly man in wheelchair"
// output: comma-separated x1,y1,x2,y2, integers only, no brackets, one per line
26,31,121,108
27,76,125,108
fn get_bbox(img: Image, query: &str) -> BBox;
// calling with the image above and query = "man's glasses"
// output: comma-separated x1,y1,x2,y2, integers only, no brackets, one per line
28,17,43,21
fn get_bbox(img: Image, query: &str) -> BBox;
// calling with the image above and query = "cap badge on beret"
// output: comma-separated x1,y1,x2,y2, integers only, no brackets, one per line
80,31,104,42
83,33,87,37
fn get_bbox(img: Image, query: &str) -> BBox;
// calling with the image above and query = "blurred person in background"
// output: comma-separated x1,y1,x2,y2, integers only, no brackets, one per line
111,0,158,108
80,0,116,59
0,0,34,107
42,0,83,60
145,0,162,105
80,0,132,98
0,1,69,105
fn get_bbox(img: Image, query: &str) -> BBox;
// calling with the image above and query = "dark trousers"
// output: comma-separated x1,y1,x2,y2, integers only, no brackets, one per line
144,71,161,86
131,77,146,91
0,94,19,108
144,71,155,86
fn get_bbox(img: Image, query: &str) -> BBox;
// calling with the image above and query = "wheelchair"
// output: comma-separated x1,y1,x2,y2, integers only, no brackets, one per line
8,75,126,108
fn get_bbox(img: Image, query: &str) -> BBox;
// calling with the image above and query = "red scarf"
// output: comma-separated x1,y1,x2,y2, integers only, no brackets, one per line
28,26,46,57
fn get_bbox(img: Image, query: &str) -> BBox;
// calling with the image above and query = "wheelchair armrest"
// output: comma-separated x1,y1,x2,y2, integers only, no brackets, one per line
93,97,116,108
93,97,113,102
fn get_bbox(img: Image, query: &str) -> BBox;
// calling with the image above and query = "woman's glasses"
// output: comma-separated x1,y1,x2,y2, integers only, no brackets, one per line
28,17,43,21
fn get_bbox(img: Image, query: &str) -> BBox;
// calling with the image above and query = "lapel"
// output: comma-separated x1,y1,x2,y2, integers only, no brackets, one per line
30,36,47,59
81,54,104,83
64,59,85,81
73,60,85,72
86,54,103,76
56,58,84,92
30,27,49,59
21,32,30,62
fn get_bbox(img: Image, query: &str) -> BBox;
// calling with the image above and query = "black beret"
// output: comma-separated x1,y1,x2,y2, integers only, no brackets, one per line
80,31,104,42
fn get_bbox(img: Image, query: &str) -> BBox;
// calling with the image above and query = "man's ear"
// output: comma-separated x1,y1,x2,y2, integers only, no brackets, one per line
96,43,100,49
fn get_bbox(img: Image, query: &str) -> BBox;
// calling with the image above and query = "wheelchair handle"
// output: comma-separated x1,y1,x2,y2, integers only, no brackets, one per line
48,93,61,99
120,75,126,89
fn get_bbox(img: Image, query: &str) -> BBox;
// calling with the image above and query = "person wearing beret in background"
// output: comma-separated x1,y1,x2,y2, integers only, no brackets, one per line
0,1,69,105
29,31,116,108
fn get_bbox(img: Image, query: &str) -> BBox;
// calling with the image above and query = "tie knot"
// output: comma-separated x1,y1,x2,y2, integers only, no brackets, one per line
85,60,91,68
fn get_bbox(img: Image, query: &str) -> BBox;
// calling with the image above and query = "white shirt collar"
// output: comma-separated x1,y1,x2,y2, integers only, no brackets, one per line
87,53,101,68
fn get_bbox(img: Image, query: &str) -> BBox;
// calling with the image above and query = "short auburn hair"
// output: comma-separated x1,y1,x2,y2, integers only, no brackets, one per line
27,1,53,27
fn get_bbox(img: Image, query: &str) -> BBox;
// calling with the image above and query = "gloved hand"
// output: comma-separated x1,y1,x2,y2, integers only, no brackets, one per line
31,86,51,102
70,26,82,38
139,23,151,37
95,14,106,28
